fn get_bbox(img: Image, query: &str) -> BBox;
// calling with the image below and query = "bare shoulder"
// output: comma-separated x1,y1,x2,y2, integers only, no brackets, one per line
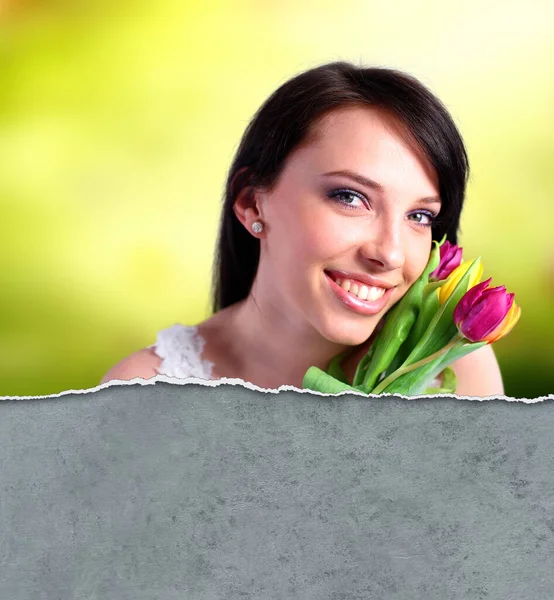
450,344,505,397
100,347,162,384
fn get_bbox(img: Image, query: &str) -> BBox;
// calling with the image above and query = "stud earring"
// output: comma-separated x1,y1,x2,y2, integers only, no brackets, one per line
251,221,264,234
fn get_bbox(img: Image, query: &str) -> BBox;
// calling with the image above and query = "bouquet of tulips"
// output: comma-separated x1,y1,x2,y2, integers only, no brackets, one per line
302,237,521,396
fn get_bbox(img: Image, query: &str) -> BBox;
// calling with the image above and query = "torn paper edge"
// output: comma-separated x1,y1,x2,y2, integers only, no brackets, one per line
0,375,552,404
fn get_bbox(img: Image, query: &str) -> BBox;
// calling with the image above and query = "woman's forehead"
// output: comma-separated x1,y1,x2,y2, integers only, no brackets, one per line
291,106,438,188
307,106,405,143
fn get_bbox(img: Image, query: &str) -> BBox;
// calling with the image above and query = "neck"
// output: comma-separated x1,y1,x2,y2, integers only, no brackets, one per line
216,290,376,390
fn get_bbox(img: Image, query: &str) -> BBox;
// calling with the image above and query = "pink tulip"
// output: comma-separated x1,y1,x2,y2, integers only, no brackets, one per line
430,241,463,282
453,278,521,343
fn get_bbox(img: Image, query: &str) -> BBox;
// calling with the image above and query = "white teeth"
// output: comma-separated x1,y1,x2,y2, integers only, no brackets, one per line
367,286,386,301
340,280,351,292
334,276,386,301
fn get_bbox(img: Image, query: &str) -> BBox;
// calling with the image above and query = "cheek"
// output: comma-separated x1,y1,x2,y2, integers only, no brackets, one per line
405,242,432,284
295,217,351,270
302,222,339,255
274,202,342,263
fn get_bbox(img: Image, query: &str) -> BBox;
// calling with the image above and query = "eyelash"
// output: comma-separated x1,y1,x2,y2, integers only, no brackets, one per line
327,187,439,229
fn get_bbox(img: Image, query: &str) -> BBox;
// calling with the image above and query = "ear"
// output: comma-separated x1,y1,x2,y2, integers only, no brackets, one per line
232,168,265,235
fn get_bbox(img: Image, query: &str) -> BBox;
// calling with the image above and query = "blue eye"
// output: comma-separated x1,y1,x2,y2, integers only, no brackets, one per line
327,188,368,210
408,211,437,228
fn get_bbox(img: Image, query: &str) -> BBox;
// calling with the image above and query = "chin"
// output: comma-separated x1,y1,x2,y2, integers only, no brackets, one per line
315,314,379,347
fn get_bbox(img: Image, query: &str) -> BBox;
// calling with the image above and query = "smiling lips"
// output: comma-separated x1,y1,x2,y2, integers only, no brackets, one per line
324,269,395,316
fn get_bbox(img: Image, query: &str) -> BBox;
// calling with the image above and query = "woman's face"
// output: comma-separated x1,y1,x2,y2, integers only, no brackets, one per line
252,106,441,346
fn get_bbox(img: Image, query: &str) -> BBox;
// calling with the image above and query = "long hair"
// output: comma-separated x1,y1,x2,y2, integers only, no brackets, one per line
211,61,469,313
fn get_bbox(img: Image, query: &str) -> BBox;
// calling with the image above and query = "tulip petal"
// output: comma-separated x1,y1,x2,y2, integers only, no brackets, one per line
453,278,492,324
437,261,469,303
458,288,515,342
430,242,464,281
483,299,521,343
438,259,483,305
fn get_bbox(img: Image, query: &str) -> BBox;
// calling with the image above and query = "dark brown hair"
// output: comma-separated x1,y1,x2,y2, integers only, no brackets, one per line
211,61,469,313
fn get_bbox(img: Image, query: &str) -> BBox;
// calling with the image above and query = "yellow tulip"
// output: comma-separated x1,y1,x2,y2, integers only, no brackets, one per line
437,259,483,305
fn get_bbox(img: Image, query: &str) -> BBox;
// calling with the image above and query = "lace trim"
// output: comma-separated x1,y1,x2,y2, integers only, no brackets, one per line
150,324,215,380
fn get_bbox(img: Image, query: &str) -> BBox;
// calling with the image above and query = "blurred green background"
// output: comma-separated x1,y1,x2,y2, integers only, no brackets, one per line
1,0,553,398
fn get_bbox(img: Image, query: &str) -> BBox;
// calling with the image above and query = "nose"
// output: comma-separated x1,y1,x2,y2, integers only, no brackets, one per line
359,216,405,272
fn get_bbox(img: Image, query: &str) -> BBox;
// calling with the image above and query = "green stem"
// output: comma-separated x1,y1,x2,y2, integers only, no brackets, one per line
371,333,465,395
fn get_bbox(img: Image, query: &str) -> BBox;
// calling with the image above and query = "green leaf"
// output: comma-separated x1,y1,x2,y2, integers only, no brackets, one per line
376,354,448,396
382,351,407,379
326,352,349,383
392,281,442,371
377,340,486,396
423,366,457,394
352,335,377,386
302,366,360,395
440,366,457,392
410,282,442,342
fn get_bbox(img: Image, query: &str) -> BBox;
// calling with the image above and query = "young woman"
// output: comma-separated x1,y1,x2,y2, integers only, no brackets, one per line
101,62,504,396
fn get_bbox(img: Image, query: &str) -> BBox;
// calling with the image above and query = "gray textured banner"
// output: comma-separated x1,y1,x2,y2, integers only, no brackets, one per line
1,383,553,599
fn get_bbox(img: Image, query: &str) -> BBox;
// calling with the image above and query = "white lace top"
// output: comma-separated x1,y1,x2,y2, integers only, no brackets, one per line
150,324,216,380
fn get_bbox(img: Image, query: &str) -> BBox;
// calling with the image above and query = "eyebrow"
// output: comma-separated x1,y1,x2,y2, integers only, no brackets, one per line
322,169,442,205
